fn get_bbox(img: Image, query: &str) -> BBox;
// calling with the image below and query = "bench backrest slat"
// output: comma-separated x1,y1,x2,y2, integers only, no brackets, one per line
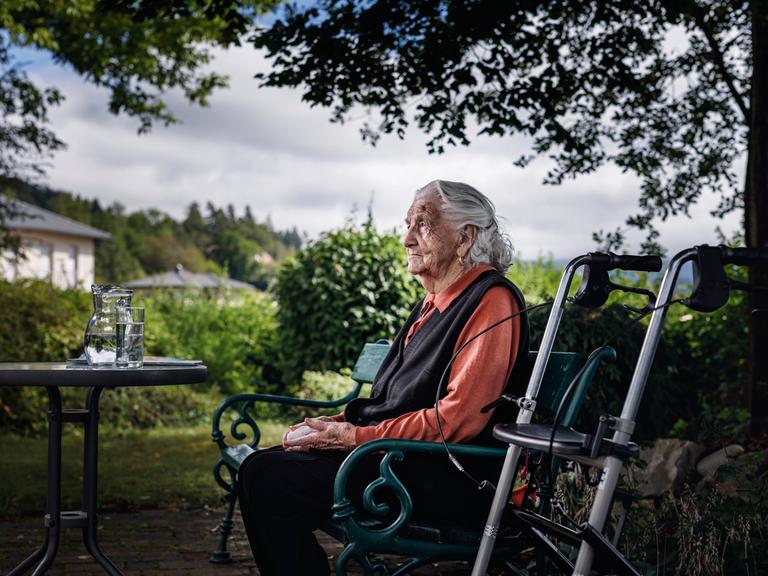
536,348,616,427
535,351,586,418
351,341,391,384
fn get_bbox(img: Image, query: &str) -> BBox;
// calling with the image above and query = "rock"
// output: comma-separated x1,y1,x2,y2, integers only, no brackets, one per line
635,439,705,498
695,448,766,499
696,444,745,477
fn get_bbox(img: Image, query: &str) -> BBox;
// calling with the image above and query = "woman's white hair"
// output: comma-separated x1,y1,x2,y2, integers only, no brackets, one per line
416,180,515,272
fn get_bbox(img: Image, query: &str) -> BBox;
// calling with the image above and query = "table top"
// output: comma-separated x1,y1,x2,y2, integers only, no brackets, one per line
0,363,208,387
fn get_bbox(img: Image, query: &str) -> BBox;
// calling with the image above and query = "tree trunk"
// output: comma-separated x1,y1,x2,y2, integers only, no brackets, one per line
746,0,768,437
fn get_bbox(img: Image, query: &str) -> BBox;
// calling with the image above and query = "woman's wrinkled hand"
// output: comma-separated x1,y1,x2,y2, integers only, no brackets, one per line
285,415,335,433
282,417,356,451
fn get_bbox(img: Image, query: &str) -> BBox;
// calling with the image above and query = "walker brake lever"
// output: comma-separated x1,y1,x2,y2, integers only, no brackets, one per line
613,283,657,315
571,252,661,309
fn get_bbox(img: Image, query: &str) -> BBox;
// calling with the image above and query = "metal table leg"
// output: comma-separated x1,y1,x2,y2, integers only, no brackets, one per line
8,387,63,576
7,385,123,575
81,386,123,575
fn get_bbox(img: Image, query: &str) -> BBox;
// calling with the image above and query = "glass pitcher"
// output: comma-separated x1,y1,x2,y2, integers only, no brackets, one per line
83,284,134,366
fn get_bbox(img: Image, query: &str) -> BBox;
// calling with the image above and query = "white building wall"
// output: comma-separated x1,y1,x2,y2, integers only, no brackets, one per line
1,231,96,290
75,240,96,290
1,247,17,282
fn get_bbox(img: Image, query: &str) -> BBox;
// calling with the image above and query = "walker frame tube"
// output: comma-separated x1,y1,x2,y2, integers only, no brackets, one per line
571,247,697,575
472,254,591,576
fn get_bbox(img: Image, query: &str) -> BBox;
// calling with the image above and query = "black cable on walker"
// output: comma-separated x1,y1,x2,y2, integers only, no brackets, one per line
432,301,554,491
431,298,670,492
431,252,666,493
432,297,683,493
543,297,686,490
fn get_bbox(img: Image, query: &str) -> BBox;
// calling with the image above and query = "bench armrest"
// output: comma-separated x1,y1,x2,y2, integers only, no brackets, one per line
332,439,506,538
212,341,391,453
211,384,364,451
210,385,365,493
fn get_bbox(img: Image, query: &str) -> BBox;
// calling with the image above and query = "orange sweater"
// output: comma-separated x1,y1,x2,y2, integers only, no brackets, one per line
335,265,521,446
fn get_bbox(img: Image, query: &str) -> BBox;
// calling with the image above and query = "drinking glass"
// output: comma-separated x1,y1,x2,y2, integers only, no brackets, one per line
84,285,133,366
116,307,144,368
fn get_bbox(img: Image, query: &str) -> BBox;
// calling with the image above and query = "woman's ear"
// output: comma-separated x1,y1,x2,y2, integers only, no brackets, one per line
461,225,478,246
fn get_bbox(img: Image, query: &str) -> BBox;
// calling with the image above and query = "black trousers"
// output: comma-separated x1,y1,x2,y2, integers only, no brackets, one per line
236,446,502,576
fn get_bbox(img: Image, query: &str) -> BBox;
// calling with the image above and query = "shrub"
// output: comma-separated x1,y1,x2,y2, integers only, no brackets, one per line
96,386,219,430
0,281,281,433
0,280,90,434
275,221,420,383
291,369,360,403
280,369,369,421
137,289,281,396
0,278,91,360
663,266,751,442
507,256,565,303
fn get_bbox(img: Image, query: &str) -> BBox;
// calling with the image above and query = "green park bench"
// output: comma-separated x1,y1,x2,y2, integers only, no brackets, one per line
210,342,616,574
210,340,391,563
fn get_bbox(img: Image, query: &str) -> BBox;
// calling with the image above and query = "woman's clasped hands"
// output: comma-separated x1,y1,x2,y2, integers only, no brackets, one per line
282,416,356,451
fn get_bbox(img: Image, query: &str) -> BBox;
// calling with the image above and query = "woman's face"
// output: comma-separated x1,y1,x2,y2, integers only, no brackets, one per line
402,193,461,284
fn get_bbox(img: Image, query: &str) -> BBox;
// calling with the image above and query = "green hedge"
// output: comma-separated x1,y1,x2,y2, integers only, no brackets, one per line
0,280,90,434
275,222,420,383
0,278,90,360
662,268,750,442
136,289,281,396
0,280,281,434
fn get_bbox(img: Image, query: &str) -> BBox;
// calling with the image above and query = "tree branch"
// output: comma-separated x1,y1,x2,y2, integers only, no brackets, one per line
688,1,750,124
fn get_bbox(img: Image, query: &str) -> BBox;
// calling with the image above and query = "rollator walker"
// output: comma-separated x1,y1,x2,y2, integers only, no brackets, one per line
472,244,768,575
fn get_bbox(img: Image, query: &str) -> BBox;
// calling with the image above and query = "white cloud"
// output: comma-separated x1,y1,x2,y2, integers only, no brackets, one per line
28,46,741,259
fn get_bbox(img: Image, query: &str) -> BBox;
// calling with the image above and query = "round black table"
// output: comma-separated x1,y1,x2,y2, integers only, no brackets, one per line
0,362,208,576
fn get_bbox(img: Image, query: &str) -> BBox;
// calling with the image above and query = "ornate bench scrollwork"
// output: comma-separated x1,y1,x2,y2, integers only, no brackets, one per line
209,340,391,563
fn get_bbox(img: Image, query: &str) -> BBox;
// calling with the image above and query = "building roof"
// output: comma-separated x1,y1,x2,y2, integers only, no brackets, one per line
124,265,256,290
2,196,111,240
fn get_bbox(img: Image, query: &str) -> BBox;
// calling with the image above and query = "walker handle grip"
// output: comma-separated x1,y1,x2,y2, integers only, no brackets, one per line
585,252,662,273
719,245,768,266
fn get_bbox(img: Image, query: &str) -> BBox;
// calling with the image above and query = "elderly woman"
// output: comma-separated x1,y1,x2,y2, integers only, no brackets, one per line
237,180,529,576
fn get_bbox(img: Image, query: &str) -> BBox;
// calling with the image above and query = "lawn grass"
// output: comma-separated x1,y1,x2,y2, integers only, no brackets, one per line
0,421,289,516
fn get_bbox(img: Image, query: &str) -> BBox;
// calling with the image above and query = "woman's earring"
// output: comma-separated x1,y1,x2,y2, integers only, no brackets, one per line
458,255,465,266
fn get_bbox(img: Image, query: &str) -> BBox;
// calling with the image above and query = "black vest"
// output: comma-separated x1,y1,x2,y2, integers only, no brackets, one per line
344,269,531,445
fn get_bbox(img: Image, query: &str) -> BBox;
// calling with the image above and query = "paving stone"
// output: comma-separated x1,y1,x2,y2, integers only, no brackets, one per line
0,507,475,575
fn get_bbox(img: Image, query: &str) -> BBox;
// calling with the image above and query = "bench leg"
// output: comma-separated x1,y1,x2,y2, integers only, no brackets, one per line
335,542,354,576
210,488,238,564
335,542,388,576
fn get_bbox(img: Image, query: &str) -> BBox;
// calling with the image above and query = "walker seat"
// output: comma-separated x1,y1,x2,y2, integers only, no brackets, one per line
493,422,639,460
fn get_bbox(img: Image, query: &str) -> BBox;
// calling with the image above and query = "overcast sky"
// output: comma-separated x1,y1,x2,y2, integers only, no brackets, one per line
27,45,741,259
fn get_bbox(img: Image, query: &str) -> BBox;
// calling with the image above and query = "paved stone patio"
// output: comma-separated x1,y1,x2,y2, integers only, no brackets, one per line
0,507,475,575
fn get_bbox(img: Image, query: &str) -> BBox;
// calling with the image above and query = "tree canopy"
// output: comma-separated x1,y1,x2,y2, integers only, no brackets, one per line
252,0,768,433
254,0,751,251
0,0,277,248
1,176,300,285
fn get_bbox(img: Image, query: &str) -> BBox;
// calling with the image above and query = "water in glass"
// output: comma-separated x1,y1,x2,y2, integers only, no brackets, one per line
84,285,133,366
116,307,144,368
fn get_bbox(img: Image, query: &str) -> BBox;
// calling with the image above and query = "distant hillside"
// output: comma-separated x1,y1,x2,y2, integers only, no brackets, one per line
543,256,694,286
0,176,302,287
